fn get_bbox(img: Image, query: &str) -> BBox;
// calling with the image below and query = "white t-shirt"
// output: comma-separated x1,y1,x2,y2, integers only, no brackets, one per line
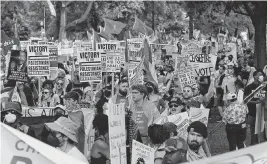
67,147,89,163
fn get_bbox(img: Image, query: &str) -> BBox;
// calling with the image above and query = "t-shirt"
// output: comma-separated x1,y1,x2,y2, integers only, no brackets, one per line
244,83,260,117
67,146,88,163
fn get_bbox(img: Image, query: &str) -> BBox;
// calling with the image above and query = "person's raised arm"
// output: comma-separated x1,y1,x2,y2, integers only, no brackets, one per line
203,75,215,103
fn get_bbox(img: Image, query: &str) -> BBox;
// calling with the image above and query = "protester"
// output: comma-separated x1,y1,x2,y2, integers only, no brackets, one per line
1,102,35,137
54,79,66,105
145,81,166,113
222,62,237,102
222,92,248,151
11,81,35,106
168,97,186,115
39,88,60,107
82,86,94,103
91,114,110,164
45,117,88,163
110,79,129,104
64,91,85,154
244,70,266,145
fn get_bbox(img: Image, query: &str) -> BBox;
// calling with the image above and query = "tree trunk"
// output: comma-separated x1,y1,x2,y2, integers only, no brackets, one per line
189,11,194,40
59,2,67,41
252,15,267,69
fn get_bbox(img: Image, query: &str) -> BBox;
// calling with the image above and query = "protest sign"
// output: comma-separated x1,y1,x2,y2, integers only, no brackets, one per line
108,103,127,164
7,50,28,82
27,45,50,76
81,42,92,51
187,141,267,164
167,112,190,140
182,42,217,76
20,41,31,51
101,52,107,72
131,140,155,164
1,123,88,164
49,46,58,68
129,48,143,62
78,50,102,82
128,58,144,87
189,108,210,126
38,41,47,45
106,51,122,72
96,42,119,52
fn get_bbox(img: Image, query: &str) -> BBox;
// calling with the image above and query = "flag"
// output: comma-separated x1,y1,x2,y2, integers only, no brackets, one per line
142,39,158,86
133,16,154,36
92,29,100,50
103,18,126,35
99,26,110,41
46,0,56,17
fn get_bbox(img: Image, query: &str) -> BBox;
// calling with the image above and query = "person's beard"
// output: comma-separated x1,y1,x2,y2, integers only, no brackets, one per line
188,141,201,152
119,89,127,97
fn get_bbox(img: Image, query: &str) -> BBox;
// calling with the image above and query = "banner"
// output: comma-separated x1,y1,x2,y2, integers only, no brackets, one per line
131,140,155,164
106,51,122,72
1,123,88,164
77,50,102,82
27,45,50,76
187,142,267,164
167,112,190,140
108,103,127,164
7,50,28,82
189,108,210,126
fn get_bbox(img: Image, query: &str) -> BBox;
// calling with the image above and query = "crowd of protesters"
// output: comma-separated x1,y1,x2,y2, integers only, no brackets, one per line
1,39,267,164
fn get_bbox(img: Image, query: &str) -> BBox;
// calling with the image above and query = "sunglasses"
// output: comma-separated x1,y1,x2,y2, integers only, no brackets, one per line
169,104,179,108
42,91,49,94
57,83,64,86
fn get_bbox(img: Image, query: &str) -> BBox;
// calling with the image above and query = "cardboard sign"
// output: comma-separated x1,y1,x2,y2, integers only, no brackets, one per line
27,45,50,76
189,108,210,126
167,112,190,140
78,50,102,82
7,50,28,82
106,51,122,72
108,103,127,164
131,140,155,164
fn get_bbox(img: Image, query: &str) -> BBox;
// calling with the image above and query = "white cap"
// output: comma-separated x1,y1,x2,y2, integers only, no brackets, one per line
227,92,237,100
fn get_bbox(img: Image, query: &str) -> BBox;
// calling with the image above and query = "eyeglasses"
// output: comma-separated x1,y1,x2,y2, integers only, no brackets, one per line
169,104,179,108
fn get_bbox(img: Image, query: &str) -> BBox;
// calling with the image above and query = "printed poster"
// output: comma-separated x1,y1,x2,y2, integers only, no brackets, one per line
167,112,190,140
96,43,119,52
49,46,58,80
77,50,102,82
106,51,122,72
108,103,127,164
27,45,50,76
128,58,144,87
128,48,143,63
7,50,28,82
101,52,107,72
189,108,210,126
131,140,155,164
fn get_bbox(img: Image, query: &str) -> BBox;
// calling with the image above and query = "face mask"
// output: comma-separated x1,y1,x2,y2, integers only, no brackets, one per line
258,76,264,83
47,133,60,147
4,113,17,123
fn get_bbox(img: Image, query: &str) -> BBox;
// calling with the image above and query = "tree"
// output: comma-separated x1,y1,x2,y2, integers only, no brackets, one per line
225,1,267,68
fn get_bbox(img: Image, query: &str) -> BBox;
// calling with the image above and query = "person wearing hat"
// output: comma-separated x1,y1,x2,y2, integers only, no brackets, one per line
222,92,248,151
130,84,161,144
1,102,35,137
186,121,209,161
45,117,88,163
168,97,186,115
64,91,85,154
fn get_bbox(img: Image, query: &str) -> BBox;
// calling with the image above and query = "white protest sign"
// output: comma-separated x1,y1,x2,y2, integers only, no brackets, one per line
27,45,50,76
106,51,122,72
131,140,155,164
167,112,190,140
96,43,119,52
108,103,127,164
224,43,237,62
81,42,92,51
78,50,102,82
189,108,210,126
128,48,143,62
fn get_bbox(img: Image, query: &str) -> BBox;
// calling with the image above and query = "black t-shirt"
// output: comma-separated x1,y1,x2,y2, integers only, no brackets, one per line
244,83,261,117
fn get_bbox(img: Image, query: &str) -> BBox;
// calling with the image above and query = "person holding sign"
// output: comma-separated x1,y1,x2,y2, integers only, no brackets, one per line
91,114,110,164
45,117,88,163
129,84,161,144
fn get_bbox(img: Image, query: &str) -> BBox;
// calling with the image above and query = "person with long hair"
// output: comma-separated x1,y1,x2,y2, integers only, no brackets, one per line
39,87,60,107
